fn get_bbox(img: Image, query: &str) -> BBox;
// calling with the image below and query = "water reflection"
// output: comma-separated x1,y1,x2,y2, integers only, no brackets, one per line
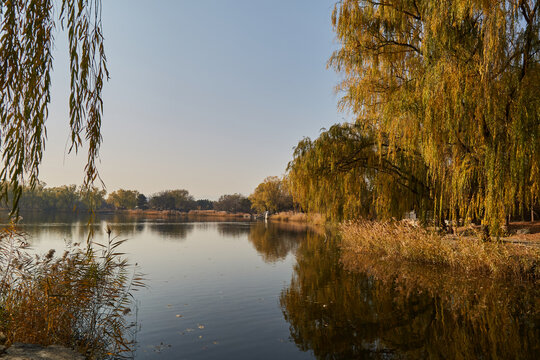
247,222,308,263
217,222,251,238
7,212,198,242
281,231,540,359
145,223,194,240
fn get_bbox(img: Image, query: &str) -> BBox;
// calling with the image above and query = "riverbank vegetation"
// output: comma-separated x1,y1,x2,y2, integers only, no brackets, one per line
268,211,326,226
341,221,540,281
0,224,142,358
287,0,540,239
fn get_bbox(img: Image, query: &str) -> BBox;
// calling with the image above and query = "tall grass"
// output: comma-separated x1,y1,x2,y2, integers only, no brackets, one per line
270,211,325,225
0,223,143,358
340,220,540,280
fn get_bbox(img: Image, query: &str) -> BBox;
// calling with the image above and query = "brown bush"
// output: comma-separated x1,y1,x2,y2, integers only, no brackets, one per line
0,223,143,358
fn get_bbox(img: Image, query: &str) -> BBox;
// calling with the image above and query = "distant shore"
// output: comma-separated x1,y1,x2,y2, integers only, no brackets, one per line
1,208,323,223
121,208,254,220
0,208,253,222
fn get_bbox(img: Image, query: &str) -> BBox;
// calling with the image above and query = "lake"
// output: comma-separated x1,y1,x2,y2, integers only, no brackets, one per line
10,213,540,359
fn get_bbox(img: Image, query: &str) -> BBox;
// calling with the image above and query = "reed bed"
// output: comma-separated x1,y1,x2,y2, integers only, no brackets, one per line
0,224,143,359
340,220,540,280
270,211,325,225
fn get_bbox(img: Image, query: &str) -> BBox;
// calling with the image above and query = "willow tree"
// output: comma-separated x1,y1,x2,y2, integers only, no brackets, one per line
291,0,540,232
250,176,294,213
288,123,432,222
0,0,107,214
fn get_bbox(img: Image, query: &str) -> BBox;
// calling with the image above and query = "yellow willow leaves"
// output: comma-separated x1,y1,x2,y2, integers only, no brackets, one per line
289,1,540,233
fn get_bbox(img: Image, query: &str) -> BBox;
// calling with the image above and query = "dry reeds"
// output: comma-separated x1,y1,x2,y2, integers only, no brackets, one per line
269,211,325,225
0,223,143,358
340,220,540,280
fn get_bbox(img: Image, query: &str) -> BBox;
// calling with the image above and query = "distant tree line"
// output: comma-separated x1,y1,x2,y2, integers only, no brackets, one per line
4,178,296,215
8,184,107,213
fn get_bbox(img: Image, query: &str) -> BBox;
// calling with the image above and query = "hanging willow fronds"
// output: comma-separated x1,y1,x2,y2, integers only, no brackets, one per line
290,1,539,233
0,0,107,216
288,123,432,221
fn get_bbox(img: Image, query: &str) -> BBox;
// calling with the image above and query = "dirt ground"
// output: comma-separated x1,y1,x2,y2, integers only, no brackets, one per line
505,220,540,242
453,220,540,244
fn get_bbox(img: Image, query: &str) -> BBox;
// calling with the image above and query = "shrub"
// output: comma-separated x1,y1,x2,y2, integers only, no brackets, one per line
0,223,143,359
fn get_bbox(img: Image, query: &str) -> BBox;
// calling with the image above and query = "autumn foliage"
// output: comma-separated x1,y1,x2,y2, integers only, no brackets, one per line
289,0,540,234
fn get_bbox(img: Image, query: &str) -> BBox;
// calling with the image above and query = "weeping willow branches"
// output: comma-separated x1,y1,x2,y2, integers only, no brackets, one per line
0,0,107,214
289,0,540,233
288,123,432,221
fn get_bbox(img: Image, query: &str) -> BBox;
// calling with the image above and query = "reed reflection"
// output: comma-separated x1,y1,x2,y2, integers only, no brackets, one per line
281,232,540,359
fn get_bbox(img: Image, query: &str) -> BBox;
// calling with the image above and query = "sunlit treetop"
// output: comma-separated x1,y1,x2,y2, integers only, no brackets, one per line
0,0,107,215
250,176,294,213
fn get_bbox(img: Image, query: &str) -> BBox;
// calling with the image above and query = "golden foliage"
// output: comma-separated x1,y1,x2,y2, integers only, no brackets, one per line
289,0,540,233
250,176,293,213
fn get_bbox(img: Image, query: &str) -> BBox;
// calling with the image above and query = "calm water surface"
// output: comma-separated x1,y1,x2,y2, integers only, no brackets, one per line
12,213,540,359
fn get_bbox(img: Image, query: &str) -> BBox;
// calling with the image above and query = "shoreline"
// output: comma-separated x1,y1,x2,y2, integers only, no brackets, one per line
0,208,255,221
340,220,540,282
122,209,254,220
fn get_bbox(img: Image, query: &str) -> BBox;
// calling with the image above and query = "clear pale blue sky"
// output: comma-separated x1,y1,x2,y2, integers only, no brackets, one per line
40,0,346,200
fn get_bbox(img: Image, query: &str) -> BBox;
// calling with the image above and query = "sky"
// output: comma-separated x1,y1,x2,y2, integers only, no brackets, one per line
40,0,347,200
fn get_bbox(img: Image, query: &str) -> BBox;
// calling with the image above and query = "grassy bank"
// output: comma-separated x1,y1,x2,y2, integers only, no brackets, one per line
340,220,540,281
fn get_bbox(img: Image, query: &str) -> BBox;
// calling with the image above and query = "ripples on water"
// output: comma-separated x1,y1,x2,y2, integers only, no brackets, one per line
10,213,540,359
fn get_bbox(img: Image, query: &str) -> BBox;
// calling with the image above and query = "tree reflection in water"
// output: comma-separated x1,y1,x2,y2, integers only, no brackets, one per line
145,222,194,240
247,222,308,263
280,230,540,359
217,222,252,238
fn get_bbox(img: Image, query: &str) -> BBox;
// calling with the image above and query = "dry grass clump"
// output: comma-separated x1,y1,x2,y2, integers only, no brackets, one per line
270,211,307,222
270,212,325,225
0,223,143,358
340,220,540,280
